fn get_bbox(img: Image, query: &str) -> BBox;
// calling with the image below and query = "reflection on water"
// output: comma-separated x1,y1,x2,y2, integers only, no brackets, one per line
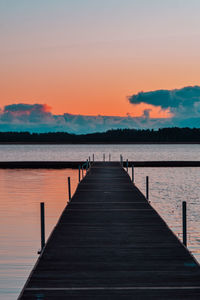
1,166,200,299
0,169,78,299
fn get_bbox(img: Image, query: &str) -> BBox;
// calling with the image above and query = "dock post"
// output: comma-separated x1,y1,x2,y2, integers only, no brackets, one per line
182,201,187,247
82,165,84,178
86,159,89,171
78,165,81,182
93,154,94,162
40,202,45,251
146,176,149,201
68,177,71,201
132,165,134,183
126,159,128,172
120,154,124,166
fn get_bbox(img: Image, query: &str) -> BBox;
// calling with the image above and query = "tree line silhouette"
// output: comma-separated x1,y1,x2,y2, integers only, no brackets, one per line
1,128,200,143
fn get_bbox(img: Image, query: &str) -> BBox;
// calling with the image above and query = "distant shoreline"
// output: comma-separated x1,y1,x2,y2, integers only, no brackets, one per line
1,128,200,143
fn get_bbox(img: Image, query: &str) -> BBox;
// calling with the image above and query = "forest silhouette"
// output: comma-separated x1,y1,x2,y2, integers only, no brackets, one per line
1,128,200,143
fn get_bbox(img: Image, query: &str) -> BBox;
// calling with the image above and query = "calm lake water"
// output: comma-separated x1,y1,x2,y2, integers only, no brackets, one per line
1,143,200,161
0,144,200,299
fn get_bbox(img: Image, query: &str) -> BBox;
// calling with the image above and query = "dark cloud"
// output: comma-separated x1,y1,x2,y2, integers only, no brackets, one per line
1,103,54,124
128,86,200,112
4,103,50,113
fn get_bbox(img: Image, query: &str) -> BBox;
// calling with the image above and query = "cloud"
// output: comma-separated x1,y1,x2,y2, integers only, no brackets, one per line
128,86,200,119
0,103,168,133
1,87,200,134
2,103,52,122
4,103,51,113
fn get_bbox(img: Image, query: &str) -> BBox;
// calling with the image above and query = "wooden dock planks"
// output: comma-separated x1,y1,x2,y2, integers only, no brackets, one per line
19,162,200,299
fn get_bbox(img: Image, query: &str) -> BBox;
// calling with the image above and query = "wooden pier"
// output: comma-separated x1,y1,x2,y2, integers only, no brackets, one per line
19,162,200,299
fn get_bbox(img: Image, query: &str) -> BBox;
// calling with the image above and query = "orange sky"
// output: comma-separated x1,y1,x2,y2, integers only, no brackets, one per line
0,50,198,118
1,1,200,118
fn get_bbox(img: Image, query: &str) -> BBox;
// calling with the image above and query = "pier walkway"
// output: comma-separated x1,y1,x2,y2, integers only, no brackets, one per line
19,162,200,299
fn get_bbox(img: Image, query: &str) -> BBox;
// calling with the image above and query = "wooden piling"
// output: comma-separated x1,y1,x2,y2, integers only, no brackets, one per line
40,202,45,251
146,176,149,201
132,165,134,183
78,165,81,182
81,165,84,178
68,177,71,201
182,201,187,247
86,160,89,171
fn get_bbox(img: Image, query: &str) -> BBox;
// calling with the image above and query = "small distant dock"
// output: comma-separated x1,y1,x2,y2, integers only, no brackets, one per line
1,160,200,168
19,162,200,299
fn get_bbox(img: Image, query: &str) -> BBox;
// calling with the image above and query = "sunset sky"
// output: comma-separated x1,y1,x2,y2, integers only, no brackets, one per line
1,0,200,114
1,1,200,132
